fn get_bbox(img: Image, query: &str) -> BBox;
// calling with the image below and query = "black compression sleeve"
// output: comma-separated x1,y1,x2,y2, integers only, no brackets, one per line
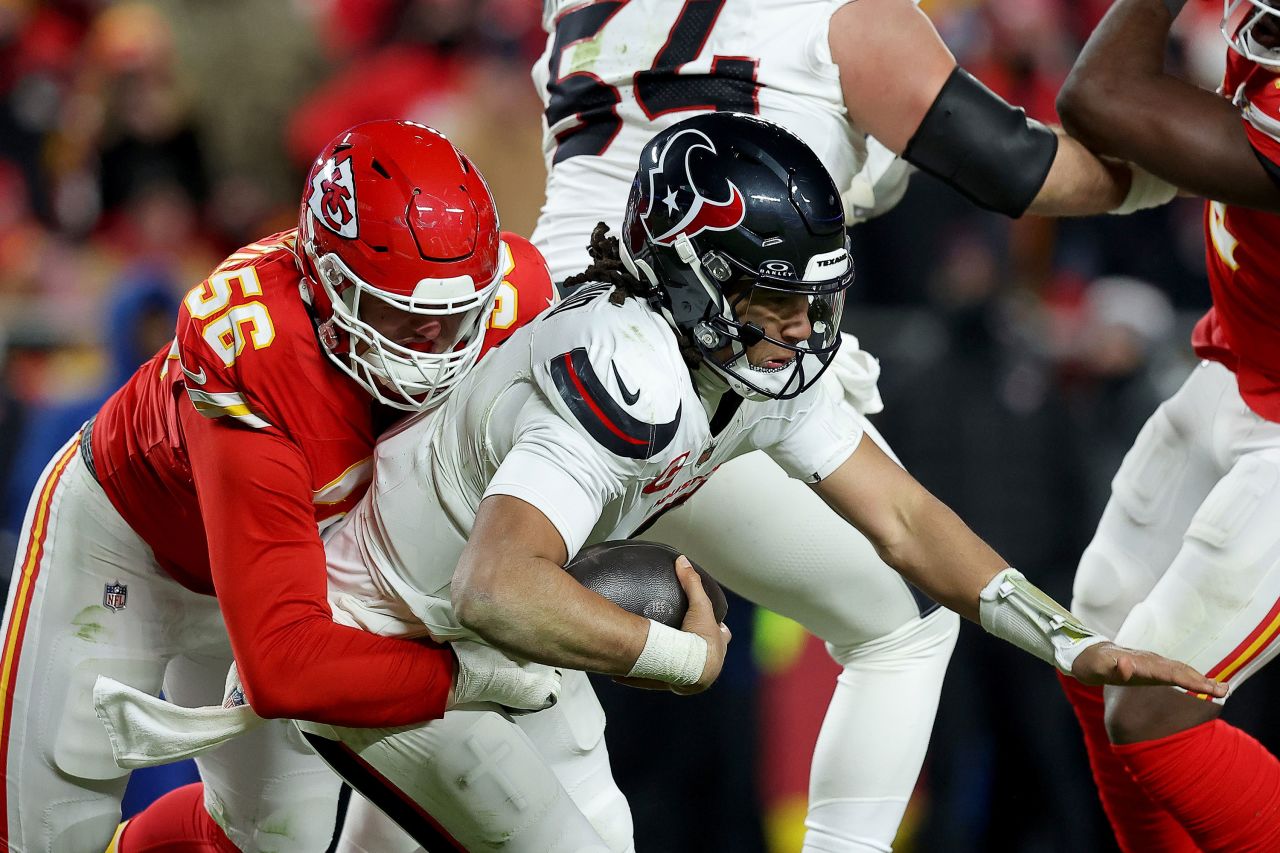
902,66,1059,218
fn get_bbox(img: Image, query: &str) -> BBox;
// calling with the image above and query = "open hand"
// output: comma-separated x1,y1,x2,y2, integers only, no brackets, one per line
1072,642,1227,698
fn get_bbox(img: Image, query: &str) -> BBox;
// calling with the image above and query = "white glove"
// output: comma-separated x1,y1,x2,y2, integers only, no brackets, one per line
449,640,562,714
822,333,884,416
843,135,915,224
1111,163,1178,215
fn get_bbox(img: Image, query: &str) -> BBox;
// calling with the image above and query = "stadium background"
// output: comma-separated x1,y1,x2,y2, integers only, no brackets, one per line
0,1,1274,851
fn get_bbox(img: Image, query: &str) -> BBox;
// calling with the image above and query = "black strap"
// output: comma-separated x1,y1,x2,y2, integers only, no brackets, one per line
79,416,99,483
324,784,352,853
302,731,467,852
708,393,743,436
1253,146,1280,194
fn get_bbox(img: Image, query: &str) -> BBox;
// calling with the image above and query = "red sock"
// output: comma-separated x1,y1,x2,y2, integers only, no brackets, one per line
116,783,241,853
1114,719,1280,853
1057,672,1200,853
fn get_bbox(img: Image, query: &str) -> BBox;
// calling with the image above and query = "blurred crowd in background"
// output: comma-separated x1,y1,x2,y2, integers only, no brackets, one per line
1,1,1274,851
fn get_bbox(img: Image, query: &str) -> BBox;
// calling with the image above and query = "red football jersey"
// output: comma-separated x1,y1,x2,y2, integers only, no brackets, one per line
1191,47,1280,422
88,229,555,725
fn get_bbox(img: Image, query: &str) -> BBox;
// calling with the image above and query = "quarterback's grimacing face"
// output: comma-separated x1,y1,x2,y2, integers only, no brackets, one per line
724,288,814,369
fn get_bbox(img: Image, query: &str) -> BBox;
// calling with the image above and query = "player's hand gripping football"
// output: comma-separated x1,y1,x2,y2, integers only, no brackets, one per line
1071,642,1227,698
671,555,732,695
613,555,732,694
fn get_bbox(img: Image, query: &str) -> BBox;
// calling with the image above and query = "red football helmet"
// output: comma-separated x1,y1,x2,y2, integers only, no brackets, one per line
298,120,503,410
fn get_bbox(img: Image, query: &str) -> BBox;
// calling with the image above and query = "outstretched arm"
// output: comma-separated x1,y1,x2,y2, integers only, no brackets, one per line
1057,0,1280,212
829,0,1132,217
812,434,1227,695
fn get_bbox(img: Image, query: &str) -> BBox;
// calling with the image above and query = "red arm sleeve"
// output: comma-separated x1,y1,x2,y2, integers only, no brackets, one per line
179,402,454,726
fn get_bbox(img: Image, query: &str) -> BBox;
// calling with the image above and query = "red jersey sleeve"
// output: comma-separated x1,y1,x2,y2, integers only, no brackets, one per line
178,401,454,726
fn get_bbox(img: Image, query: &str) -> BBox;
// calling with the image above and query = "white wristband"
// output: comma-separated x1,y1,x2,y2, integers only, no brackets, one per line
1111,163,1178,215
627,620,708,687
979,568,1109,674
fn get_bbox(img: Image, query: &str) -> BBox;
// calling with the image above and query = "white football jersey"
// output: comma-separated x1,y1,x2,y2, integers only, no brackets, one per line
531,0,864,282
324,284,862,641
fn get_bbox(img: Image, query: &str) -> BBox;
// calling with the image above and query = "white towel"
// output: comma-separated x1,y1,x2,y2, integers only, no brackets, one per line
842,135,915,225
93,674,263,769
824,333,884,416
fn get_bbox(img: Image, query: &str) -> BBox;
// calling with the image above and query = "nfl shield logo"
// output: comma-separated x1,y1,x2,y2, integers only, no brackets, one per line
103,581,128,613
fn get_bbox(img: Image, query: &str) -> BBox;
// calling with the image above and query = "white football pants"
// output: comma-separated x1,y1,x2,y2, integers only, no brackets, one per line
0,432,340,853
311,670,629,853
648,419,959,853
1072,359,1280,703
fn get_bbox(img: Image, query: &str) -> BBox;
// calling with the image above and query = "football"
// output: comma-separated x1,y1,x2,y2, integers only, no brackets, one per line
564,540,729,627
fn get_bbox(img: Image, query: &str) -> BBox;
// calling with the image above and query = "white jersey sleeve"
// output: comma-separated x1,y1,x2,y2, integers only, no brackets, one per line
483,286,695,556
483,390,631,559
752,374,863,483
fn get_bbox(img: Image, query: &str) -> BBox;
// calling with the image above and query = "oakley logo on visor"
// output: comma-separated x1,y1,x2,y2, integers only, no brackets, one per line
642,129,746,246
760,260,796,277
309,155,359,239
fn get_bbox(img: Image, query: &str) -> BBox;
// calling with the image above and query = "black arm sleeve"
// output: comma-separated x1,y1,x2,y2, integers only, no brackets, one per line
902,66,1059,218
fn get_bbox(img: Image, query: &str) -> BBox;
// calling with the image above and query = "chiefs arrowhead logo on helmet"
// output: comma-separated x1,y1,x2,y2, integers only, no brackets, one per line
308,154,359,239
641,128,746,247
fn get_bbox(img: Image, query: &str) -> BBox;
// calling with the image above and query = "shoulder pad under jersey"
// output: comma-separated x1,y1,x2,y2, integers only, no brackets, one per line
481,233,558,355
174,230,317,430
530,287,686,461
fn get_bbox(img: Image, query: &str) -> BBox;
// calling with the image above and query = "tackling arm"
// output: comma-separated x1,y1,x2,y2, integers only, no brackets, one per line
180,404,457,726
812,434,1227,695
1057,0,1280,212
829,0,1131,217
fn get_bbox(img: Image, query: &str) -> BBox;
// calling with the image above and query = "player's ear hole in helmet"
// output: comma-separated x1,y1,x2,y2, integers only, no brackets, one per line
607,112,853,401
296,119,506,411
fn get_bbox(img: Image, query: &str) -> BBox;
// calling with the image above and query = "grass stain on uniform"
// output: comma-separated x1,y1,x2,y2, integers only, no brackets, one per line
258,816,295,850
71,606,109,642
567,39,603,75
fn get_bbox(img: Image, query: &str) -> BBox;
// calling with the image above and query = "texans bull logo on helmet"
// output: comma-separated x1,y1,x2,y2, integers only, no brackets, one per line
308,154,359,239
641,128,746,247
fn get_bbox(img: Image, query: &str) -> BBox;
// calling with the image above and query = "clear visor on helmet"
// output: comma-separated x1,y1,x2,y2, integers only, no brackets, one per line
1224,0,1280,67
309,244,502,411
706,248,852,400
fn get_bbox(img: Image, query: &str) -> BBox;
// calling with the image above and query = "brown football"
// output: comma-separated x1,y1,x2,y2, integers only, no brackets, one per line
564,540,729,627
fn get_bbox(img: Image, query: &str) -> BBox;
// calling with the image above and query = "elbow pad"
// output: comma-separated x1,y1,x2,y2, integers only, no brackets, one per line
903,66,1058,218
979,568,1107,674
